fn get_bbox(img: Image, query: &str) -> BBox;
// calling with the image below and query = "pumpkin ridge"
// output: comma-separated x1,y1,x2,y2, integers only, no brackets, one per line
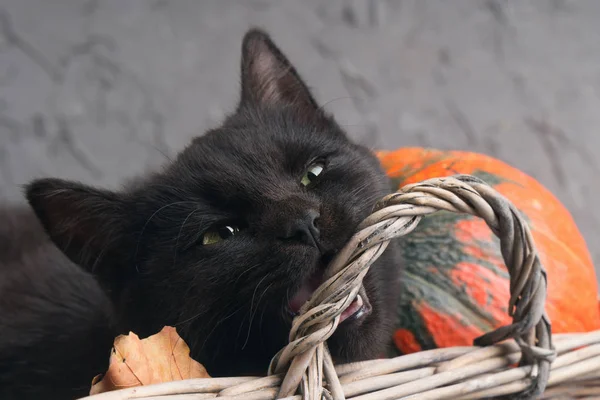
471,169,523,188
404,271,496,332
390,154,448,185
528,222,590,266
401,212,508,322
389,157,454,188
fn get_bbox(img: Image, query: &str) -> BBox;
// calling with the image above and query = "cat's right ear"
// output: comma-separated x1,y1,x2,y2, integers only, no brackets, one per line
238,29,321,118
26,178,130,277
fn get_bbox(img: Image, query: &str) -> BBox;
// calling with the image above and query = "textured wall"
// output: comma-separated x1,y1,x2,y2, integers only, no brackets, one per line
1,0,598,277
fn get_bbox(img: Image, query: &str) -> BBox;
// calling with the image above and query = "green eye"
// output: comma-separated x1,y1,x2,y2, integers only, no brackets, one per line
301,162,324,186
202,225,239,245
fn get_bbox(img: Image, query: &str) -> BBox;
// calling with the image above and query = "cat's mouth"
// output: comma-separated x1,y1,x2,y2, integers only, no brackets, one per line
288,254,372,324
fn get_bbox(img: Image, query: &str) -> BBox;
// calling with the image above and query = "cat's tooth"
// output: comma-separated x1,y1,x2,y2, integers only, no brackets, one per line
355,295,363,308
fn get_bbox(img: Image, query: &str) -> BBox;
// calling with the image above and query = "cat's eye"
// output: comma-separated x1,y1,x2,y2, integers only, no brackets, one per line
301,162,324,187
202,225,240,245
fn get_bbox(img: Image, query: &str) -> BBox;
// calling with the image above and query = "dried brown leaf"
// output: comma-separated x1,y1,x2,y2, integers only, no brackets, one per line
89,326,210,395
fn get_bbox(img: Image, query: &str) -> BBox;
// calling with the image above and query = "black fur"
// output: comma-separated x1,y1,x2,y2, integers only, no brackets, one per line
0,207,116,399
0,29,401,399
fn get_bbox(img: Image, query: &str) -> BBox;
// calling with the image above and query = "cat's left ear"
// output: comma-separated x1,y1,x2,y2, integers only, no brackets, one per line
26,178,131,281
239,29,320,116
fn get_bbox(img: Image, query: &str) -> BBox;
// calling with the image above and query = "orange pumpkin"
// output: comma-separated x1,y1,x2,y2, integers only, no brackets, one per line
376,147,600,355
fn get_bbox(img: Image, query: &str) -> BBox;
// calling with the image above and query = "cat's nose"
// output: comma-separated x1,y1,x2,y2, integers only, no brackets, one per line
280,209,320,247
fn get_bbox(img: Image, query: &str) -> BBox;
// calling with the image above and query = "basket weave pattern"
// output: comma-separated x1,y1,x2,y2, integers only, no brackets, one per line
84,174,594,400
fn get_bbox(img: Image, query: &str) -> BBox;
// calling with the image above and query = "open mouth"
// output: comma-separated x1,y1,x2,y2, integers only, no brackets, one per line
288,254,372,324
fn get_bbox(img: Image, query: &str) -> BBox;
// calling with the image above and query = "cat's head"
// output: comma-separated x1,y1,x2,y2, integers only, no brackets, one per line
26,29,399,375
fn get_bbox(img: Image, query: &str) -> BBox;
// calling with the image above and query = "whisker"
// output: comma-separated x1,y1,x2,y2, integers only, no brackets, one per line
317,96,358,114
133,201,196,269
198,305,244,352
242,279,274,349
173,208,201,266
248,274,270,319
176,305,210,327
234,262,262,286
259,305,268,339
236,274,271,343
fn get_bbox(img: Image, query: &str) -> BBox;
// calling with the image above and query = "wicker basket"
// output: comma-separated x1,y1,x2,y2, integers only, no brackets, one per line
82,175,600,400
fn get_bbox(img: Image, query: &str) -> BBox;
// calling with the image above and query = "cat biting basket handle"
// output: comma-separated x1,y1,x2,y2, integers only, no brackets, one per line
269,174,554,399
84,174,559,400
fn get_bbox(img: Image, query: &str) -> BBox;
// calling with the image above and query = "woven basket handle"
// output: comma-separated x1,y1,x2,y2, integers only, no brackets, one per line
270,174,555,400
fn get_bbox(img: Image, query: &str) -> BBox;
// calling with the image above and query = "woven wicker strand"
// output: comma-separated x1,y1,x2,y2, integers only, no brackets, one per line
83,174,563,400
82,331,600,400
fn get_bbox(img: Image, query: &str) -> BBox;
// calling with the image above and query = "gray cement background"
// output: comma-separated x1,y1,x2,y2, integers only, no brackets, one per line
0,0,599,279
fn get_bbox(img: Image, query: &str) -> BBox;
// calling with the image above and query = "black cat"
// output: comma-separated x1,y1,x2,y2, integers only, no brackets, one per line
0,29,402,399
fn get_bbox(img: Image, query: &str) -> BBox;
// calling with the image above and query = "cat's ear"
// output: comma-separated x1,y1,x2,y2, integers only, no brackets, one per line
26,178,130,275
239,29,320,115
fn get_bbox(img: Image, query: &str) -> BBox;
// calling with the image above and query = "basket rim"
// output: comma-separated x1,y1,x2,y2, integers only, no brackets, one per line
81,330,600,400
